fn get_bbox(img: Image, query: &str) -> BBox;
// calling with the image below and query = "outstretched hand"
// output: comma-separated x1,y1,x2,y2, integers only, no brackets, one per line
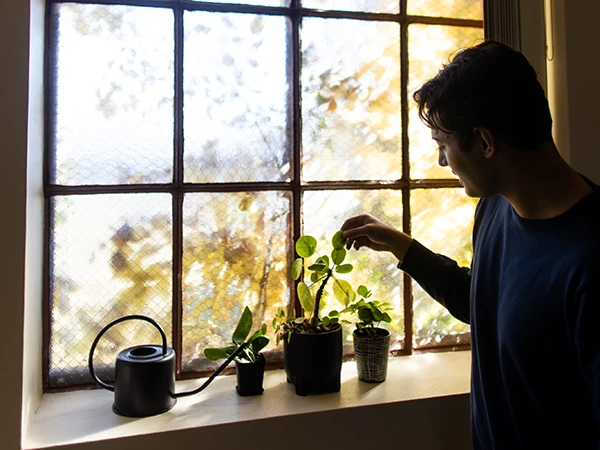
340,214,413,263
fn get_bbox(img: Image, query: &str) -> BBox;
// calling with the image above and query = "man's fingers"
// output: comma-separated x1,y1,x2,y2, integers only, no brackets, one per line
351,236,371,251
341,225,369,241
340,216,362,232
340,214,374,232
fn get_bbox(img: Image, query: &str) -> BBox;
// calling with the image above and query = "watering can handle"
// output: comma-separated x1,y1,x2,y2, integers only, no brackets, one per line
88,315,169,392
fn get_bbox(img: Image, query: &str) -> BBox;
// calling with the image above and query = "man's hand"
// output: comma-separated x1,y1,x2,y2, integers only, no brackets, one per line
340,214,413,263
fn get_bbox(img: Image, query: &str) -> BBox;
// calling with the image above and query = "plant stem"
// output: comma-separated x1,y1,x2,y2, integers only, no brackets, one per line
314,270,332,321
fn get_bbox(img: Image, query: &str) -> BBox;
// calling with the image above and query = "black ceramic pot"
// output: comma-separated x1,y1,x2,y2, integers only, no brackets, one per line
235,353,266,396
353,327,391,383
283,326,342,396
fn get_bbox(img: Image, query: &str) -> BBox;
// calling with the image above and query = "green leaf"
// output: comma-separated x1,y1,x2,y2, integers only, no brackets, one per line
316,255,330,268
204,346,237,361
248,324,266,343
322,316,330,327
251,335,269,356
383,313,392,323
331,248,346,265
308,262,327,272
333,279,355,307
358,307,375,324
372,308,385,322
240,346,254,363
203,348,229,361
232,306,253,345
310,272,320,282
297,281,314,312
292,258,303,280
336,263,353,274
357,285,370,297
332,230,346,250
296,236,317,258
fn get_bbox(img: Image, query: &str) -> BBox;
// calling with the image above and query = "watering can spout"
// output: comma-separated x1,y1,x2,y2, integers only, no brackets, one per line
88,315,248,417
172,342,248,398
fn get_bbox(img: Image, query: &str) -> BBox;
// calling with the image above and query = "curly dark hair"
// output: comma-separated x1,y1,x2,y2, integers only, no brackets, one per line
413,40,552,151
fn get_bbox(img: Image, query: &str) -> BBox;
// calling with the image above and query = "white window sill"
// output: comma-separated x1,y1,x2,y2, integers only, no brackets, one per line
23,350,471,450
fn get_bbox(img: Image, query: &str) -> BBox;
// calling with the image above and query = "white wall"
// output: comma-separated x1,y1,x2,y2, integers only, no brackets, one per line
546,0,600,182
1,0,32,448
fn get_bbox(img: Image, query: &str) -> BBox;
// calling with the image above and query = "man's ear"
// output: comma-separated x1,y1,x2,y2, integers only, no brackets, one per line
473,127,495,159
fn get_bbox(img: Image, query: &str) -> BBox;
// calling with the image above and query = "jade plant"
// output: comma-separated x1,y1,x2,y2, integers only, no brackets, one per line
204,306,269,363
273,231,356,343
342,285,393,337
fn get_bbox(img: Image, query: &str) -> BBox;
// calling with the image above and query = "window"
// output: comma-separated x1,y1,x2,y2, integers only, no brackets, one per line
45,0,483,390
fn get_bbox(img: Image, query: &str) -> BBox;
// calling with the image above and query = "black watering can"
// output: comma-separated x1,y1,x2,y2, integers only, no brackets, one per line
88,315,247,418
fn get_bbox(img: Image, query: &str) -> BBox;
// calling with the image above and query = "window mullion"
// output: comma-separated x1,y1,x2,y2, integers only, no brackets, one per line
173,5,184,377
400,0,413,355
291,2,303,319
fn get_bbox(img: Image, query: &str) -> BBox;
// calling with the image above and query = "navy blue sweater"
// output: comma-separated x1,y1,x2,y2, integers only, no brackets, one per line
401,186,600,449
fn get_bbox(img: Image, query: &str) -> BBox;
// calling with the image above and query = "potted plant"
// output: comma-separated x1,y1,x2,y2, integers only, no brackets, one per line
342,286,393,383
204,306,269,396
272,231,355,396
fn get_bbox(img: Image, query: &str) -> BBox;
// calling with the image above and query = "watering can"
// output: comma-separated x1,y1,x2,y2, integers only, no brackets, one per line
88,315,247,418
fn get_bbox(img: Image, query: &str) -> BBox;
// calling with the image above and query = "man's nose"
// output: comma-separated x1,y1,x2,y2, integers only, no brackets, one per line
438,150,447,167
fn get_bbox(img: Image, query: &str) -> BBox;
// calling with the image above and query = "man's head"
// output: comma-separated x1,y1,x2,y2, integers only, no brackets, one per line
413,40,552,153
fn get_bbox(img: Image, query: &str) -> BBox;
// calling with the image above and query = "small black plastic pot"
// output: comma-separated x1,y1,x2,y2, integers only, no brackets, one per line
283,326,342,396
353,327,391,383
235,353,266,396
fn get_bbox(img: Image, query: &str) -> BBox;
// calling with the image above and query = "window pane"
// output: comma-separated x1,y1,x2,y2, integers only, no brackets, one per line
410,188,476,348
302,0,399,13
302,18,401,182
50,194,173,388
187,0,292,6
408,0,483,20
303,189,405,350
181,191,291,371
53,5,174,185
408,24,484,179
184,12,291,183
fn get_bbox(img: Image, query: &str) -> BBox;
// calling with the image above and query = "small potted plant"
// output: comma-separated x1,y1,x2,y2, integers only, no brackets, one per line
272,231,355,396
204,306,269,396
343,286,393,383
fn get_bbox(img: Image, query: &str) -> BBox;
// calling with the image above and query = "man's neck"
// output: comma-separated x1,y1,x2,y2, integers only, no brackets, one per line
498,141,593,220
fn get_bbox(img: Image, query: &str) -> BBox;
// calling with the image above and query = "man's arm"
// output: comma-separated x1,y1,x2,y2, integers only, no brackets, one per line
341,214,472,324
400,240,471,324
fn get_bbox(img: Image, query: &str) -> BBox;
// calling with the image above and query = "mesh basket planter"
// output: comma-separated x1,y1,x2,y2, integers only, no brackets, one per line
353,327,391,383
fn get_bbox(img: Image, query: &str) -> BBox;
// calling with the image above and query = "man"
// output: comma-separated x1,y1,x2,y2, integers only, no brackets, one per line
341,41,600,449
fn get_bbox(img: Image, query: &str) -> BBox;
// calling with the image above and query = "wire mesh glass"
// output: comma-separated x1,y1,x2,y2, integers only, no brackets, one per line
49,193,173,388
302,0,399,13
408,24,484,179
303,189,405,351
407,0,483,20
181,191,291,372
410,187,477,348
44,0,485,389
52,4,174,185
183,11,292,183
301,17,401,182
186,0,292,6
